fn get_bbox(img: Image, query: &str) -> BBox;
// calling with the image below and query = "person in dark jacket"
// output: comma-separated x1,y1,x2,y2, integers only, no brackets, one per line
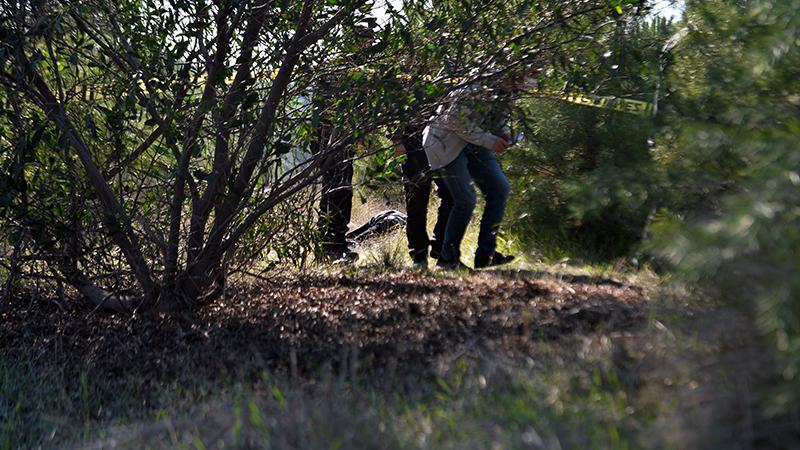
310,25,375,263
310,79,358,263
391,124,454,269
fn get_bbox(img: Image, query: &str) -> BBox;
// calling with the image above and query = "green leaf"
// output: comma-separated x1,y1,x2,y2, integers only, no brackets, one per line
271,386,286,406
273,141,292,156
242,91,260,110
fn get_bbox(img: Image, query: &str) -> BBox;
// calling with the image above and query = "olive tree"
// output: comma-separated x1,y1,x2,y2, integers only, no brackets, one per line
0,0,620,313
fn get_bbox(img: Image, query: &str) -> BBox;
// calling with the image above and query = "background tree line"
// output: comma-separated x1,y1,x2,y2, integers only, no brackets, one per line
505,0,799,422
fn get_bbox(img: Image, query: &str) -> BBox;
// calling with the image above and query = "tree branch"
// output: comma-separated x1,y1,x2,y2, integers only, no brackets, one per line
200,0,319,259
13,49,158,299
187,0,275,264
164,2,235,287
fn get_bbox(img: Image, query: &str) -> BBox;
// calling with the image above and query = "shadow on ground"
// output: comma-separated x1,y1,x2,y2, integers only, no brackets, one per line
0,270,650,388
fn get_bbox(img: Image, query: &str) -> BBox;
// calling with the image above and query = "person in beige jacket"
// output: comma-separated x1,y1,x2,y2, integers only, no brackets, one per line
422,77,519,270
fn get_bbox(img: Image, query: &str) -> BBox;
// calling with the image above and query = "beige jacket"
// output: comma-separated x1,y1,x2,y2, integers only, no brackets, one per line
422,87,502,170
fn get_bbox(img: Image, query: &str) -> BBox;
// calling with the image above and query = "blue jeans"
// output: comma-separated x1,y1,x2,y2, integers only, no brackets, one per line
439,144,510,262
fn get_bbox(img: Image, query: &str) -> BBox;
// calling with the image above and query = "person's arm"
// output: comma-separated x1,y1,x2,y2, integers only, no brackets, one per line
448,103,510,153
452,128,508,153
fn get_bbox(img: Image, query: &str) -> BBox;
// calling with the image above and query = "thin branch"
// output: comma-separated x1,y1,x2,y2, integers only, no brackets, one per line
13,48,158,299
201,0,321,259
187,0,275,263
164,2,235,286
105,125,163,178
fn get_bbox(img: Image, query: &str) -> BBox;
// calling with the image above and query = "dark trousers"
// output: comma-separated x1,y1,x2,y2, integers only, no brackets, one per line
313,124,354,253
403,148,453,262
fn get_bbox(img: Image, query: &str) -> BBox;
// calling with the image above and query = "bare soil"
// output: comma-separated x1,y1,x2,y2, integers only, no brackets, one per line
0,269,650,385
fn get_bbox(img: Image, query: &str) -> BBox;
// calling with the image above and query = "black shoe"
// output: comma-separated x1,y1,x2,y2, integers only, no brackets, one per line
429,241,442,260
436,258,474,273
412,258,428,270
474,251,515,269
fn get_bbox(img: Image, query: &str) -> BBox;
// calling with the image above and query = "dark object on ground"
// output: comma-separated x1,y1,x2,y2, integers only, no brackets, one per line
346,210,408,243
0,271,649,381
475,251,515,269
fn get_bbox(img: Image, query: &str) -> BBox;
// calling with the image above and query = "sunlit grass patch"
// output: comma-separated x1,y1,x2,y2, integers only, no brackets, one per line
70,345,677,449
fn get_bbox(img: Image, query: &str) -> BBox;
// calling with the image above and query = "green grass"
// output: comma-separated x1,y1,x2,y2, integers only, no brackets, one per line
1,337,680,449
0,362,140,449
3,275,774,449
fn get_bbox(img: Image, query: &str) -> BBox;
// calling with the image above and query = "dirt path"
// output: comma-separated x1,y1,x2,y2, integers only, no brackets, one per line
0,270,650,384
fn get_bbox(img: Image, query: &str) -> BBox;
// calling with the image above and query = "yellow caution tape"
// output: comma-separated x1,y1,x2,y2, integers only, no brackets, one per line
531,88,655,116
72,72,655,117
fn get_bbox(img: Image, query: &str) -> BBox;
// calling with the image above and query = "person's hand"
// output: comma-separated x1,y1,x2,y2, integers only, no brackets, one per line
491,137,510,154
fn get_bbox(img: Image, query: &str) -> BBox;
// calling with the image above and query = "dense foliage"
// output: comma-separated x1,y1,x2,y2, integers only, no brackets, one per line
0,0,618,311
654,0,800,413
505,14,671,260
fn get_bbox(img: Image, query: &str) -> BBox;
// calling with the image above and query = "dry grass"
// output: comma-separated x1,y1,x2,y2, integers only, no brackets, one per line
4,263,792,449
0,265,662,449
